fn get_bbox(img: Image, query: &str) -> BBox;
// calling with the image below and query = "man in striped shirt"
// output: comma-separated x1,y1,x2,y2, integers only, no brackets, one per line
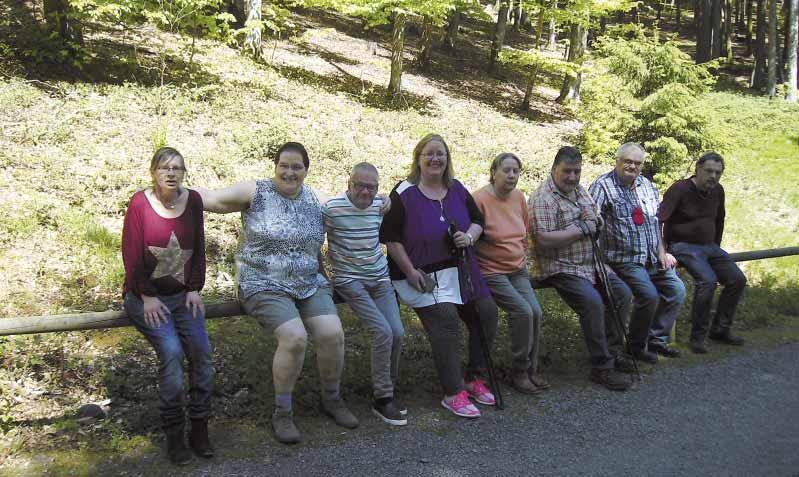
322,162,407,426
589,143,686,362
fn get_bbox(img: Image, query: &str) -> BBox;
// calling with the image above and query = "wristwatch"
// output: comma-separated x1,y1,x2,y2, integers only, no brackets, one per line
465,232,474,246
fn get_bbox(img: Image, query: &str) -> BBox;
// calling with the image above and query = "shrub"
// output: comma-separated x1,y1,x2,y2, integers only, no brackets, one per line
579,27,720,187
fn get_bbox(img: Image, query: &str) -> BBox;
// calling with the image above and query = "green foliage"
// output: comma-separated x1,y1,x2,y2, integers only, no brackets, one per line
499,47,577,78
579,27,720,187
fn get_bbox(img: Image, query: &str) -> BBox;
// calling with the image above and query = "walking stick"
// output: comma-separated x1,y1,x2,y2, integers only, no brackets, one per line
448,222,504,410
583,222,642,383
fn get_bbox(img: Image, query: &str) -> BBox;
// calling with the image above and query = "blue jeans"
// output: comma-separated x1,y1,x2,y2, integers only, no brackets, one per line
124,292,214,426
669,242,747,342
484,269,543,372
611,263,686,348
336,279,404,399
543,272,632,370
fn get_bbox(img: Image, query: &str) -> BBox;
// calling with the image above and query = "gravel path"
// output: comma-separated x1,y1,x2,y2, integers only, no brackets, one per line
167,343,799,476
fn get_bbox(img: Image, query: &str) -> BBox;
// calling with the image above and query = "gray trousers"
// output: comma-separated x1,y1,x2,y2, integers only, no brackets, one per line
484,269,543,373
336,279,404,399
415,298,499,396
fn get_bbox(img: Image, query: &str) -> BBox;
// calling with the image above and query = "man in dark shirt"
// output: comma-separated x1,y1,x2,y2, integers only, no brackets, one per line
658,152,747,354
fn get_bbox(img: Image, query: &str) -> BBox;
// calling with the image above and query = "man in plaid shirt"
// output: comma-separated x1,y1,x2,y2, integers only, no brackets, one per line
589,143,686,362
529,146,633,391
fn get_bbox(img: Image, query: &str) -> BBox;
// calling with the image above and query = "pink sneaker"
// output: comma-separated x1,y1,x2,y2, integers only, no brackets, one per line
465,378,496,406
441,390,481,418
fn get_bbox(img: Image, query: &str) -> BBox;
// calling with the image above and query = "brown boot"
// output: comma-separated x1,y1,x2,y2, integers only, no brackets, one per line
189,418,214,458
163,422,191,465
510,369,541,394
527,368,551,390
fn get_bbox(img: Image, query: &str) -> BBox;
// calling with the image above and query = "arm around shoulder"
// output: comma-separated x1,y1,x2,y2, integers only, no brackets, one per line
195,181,256,213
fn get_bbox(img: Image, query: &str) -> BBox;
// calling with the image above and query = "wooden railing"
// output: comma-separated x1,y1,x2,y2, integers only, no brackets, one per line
1,246,797,337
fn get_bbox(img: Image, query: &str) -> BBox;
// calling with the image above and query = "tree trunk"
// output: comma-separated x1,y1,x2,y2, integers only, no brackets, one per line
746,0,754,55
548,16,557,50
489,0,510,73
445,10,462,51
767,0,778,96
677,0,682,31
512,1,523,31
535,7,546,48
244,0,262,59
418,16,434,72
782,0,791,79
695,0,701,34
712,0,723,58
522,67,540,111
752,0,767,88
788,0,798,101
388,11,407,96
557,22,586,103
520,9,531,30
43,0,83,46
724,0,733,60
697,0,713,62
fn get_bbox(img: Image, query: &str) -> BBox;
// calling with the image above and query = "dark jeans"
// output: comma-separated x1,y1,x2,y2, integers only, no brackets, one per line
543,272,632,369
669,242,747,342
124,292,214,426
414,298,498,396
611,263,686,348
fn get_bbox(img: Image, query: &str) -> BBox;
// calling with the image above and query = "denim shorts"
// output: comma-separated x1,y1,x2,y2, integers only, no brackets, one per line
241,286,337,332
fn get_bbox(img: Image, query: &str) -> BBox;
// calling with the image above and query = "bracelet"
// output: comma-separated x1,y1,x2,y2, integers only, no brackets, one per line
465,232,474,246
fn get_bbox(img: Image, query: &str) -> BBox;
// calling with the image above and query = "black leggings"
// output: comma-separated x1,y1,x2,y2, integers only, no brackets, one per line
415,297,498,396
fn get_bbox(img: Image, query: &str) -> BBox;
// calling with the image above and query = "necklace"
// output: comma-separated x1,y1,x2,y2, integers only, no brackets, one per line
156,188,180,209
437,199,446,222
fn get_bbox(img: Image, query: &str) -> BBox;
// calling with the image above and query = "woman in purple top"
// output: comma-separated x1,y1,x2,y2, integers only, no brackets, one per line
380,134,499,419
121,147,214,465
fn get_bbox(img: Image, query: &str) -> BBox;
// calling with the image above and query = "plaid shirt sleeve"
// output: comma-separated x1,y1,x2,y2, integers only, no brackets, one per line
529,189,558,235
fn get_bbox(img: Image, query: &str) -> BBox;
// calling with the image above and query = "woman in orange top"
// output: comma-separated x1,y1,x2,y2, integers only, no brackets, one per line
473,153,548,394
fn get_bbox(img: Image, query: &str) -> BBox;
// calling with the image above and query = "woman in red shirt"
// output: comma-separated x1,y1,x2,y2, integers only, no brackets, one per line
121,147,213,465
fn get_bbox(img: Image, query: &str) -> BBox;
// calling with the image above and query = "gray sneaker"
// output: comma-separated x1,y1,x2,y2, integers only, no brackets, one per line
321,398,359,429
272,408,301,444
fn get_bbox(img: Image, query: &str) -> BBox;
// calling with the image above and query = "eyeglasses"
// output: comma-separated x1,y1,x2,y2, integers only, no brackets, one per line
351,182,378,192
423,151,447,159
157,166,186,174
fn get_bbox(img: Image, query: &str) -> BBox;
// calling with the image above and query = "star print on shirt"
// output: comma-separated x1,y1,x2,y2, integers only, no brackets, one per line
148,231,193,285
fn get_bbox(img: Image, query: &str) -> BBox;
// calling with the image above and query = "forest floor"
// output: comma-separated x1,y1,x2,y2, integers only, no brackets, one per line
0,5,797,475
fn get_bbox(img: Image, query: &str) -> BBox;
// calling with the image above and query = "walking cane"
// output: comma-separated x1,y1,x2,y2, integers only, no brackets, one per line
581,220,643,383
448,222,504,410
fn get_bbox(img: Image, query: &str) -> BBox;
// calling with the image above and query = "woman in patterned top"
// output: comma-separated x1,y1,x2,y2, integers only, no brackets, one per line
379,134,499,419
121,147,214,465
197,142,358,444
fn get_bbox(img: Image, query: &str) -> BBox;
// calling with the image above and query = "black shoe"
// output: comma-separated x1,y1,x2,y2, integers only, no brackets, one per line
614,354,637,373
589,368,632,391
709,331,745,346
163,422,192,465
649,341,682,358
393,398,408,416
689,340,708,354
372,400,407,426
189,418,214,458
630,348,659,364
